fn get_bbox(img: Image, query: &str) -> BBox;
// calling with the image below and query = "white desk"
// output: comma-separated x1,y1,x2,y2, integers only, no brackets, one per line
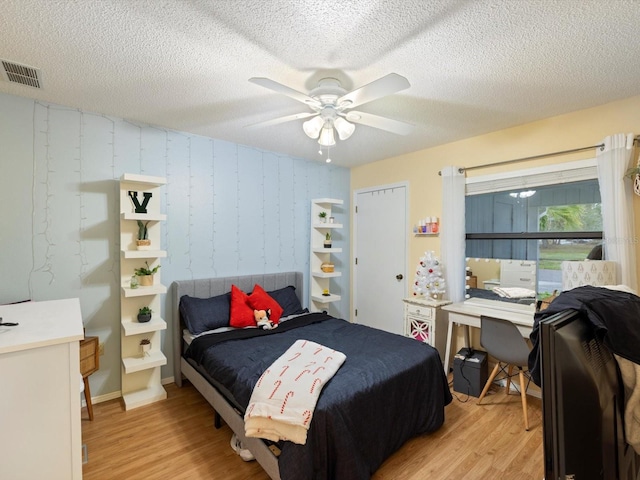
0,298,84,480
441,298,535,374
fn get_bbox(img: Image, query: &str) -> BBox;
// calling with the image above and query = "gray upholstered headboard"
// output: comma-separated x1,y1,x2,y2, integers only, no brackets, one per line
171,271,304,386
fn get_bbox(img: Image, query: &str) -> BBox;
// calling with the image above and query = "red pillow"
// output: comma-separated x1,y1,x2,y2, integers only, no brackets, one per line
229,285,256,328
248,284,284,324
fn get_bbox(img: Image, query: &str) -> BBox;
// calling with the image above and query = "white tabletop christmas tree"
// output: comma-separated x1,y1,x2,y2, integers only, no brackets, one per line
413,251,446,299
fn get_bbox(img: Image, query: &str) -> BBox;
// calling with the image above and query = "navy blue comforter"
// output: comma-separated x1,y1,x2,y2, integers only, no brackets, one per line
185,312,452,480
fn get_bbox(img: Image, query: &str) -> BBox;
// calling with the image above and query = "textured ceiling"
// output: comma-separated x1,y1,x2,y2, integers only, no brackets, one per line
2,0,640,168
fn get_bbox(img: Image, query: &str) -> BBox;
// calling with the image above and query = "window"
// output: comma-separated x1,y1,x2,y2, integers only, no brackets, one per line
465,160,602,297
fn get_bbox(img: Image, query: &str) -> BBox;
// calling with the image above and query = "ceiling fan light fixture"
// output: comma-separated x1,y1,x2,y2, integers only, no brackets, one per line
303,116,324,139
334,117,355,140
250,74,413,150
318,125,336,146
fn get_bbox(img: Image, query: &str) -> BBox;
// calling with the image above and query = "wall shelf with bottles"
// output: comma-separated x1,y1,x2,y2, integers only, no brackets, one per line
413,216,440,235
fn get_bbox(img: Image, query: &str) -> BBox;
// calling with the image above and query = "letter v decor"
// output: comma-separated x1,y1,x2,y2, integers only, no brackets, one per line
128,190,153,214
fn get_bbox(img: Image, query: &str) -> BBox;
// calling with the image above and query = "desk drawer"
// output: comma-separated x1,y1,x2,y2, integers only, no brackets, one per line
405,304,435,320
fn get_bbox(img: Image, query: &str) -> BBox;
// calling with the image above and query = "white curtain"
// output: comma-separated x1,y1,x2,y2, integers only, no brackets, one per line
440,166,466,302
596,133,638,291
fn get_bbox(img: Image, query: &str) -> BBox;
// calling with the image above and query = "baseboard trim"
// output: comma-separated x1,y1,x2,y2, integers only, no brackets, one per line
87,390,122,405
85,376,175,405
494,378,541,399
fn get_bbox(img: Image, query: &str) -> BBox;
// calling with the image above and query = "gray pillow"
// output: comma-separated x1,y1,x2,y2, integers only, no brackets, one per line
179,292,231,335
267,286,306,317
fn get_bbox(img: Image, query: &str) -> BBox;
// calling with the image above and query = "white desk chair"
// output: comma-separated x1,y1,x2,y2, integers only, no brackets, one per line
477,315,532,431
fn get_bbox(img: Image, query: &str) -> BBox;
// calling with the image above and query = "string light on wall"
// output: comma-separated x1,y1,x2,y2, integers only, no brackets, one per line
163,129,171,269
30,103,55,288
277,154,283,268
77,111,88,282
261,150,267,270
187,135,194,277
292,157,299,266
235,144,241,271
210,137,218,275
107,113,118,287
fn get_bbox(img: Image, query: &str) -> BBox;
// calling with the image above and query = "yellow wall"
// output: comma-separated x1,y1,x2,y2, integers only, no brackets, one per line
351,94,640,298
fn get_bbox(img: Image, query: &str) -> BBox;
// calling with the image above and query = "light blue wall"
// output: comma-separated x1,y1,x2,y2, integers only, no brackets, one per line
0,92,350,398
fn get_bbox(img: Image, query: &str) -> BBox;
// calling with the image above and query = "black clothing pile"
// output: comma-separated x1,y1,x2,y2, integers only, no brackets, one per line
528,285,640,386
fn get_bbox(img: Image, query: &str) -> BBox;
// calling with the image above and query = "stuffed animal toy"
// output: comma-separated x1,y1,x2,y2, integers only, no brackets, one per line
254,308,277,330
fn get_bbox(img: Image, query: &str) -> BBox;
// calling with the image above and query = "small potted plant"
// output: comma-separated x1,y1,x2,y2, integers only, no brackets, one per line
139,338,151,356
324,232,332,248
318,211,327,223
137,306,152,323
134,261,160,286
136,220,151,250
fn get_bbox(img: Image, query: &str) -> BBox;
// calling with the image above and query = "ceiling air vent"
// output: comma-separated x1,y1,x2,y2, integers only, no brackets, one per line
1,60,42,89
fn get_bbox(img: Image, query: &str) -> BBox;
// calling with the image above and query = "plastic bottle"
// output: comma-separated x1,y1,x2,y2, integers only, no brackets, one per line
431,216,439,234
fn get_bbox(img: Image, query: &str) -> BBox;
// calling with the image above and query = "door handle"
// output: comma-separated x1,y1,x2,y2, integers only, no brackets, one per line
396,274,403,280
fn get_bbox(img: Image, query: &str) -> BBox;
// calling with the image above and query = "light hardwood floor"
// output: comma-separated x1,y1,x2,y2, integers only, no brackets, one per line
81,380,544,480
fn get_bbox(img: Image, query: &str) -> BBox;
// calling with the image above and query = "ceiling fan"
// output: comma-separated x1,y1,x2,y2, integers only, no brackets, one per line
248,73,414,147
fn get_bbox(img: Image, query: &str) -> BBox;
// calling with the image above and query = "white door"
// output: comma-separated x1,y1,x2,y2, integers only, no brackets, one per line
354,184,407,335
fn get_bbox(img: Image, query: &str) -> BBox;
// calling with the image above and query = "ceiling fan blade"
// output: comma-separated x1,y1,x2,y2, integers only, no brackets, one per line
346,111,414,136
249,77,321,108
337,73,410,109
245,111,318,129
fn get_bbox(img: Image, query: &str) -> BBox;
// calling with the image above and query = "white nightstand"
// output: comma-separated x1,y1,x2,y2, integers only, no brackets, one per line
403,297,451,364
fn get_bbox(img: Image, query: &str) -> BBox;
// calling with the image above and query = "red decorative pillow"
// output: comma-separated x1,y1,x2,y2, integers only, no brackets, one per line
248,284,284,324
229,285,256,328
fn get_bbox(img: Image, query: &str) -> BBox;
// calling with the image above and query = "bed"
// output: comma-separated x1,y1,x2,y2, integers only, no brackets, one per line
172,272,452,480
